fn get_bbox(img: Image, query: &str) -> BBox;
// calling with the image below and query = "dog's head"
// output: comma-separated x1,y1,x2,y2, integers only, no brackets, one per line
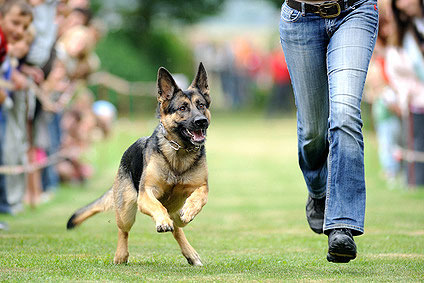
157,63,211,147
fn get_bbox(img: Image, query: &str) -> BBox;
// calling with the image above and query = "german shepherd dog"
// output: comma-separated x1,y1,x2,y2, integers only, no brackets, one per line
67,63,211,266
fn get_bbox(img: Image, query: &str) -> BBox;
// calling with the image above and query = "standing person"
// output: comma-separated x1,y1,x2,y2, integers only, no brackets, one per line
0,0,32,229
279,0,378,263
21,0,58,205
391,0,424,186
4,26,36,214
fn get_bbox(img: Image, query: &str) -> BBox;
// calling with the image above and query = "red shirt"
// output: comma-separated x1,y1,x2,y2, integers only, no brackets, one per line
0,27,8,64
270,50,290,84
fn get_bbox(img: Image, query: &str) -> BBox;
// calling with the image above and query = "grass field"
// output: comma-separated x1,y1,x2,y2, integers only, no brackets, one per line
1,112,423,281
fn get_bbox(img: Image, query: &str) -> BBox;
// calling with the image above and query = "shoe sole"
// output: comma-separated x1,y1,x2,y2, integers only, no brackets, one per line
327,252,356,263
310,226,323,234
327,239,357,263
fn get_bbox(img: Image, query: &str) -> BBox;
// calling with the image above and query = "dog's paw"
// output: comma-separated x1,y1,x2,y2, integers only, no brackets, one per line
179,204,200,224
156,218,174,233
179,209,193,224
185,252,203,266
114,252,129,264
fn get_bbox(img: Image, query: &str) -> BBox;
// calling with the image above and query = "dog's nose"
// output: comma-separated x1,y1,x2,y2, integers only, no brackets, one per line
194,117,208,129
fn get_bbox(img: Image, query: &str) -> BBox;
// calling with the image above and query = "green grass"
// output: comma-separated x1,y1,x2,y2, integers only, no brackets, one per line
1,112,423,281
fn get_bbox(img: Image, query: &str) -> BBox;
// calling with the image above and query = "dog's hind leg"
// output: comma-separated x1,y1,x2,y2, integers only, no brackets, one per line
172,226,203,266
113,179,138,264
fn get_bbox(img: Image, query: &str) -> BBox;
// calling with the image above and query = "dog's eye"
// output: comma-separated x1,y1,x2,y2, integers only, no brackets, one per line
179,106,187,112
198,103,205,109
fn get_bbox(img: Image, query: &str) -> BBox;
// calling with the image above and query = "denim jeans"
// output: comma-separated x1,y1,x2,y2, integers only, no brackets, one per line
279,0,378,235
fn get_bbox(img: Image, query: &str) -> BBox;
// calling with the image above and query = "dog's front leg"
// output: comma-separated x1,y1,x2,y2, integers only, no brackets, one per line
180,184,208,224
138,187,174,232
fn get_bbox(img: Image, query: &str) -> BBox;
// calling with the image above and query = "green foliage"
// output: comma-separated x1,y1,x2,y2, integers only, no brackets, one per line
95,31,156,81
95,29,195,82
93,29,196,115
91,0,225,82
267,0,285,8
1,113,423,281
141,29,195,77
91,0,225,36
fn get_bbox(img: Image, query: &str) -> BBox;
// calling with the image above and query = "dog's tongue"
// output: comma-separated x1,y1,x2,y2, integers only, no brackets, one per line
192,130,205,142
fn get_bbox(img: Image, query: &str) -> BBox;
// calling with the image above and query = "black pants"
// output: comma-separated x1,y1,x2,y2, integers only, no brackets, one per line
410,113,424,186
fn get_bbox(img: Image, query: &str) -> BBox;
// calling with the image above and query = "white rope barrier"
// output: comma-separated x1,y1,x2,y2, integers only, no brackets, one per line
0,148,75,175
88,72,156,96
397,147,424,163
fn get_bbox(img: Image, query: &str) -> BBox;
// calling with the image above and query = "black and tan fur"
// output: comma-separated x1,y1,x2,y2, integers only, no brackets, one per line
67,63,211,266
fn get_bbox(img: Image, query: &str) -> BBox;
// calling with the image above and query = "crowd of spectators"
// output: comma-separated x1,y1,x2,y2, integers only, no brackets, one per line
0,0,114,221
366,0,424,187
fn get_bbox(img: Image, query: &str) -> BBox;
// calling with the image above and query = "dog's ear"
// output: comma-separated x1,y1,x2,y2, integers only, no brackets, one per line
191,62,210,104
157,67,179,103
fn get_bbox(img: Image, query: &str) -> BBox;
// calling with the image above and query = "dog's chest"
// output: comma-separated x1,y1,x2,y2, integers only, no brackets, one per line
154,169,203,213
143,153,206,192
156,149,203,182
160,166,196,185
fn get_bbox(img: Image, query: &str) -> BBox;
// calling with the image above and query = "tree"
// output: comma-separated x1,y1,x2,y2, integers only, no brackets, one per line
266,0,285,9
92,0,226,36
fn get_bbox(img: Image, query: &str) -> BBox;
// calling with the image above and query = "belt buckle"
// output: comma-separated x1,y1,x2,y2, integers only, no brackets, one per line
317,1,341,18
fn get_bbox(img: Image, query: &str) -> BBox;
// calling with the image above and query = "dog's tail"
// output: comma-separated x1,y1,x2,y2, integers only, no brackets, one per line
67,188,114,230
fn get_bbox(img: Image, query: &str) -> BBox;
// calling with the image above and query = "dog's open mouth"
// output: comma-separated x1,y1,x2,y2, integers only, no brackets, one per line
184,128,206,145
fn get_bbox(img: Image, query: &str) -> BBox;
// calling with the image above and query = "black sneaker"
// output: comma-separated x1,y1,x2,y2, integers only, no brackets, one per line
306,195,325,234
327,228,357,263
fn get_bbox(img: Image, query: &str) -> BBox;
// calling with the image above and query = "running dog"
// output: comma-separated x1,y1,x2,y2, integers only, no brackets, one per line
67,63,211,266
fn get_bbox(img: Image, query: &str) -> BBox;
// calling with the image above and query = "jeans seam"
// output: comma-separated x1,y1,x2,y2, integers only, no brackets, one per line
324,224,364,234
370,8,378,49
281,2,303,23
324,122,332,230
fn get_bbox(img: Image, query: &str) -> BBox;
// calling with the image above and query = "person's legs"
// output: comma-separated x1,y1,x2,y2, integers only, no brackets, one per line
280,5,330,200
280,0,378,263
324,0,378,236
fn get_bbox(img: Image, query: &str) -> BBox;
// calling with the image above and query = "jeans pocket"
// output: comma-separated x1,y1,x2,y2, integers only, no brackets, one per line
281,2,302,23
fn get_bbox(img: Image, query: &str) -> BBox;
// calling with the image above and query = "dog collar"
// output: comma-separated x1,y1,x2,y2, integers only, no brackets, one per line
168,139,182,151
159,123,201,152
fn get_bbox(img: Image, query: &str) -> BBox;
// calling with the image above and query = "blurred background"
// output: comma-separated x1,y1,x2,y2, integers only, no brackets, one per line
90,0,292,114
0,0,423,221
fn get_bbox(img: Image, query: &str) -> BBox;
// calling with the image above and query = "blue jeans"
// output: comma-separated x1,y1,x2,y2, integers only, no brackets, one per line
279,0,378,235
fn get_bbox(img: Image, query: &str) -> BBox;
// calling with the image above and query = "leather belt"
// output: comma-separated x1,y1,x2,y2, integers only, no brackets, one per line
286,0,361,18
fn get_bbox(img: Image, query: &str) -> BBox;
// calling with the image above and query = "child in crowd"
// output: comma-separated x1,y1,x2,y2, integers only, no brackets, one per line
0,0,33,218
0,0,32,104
3,26,36,213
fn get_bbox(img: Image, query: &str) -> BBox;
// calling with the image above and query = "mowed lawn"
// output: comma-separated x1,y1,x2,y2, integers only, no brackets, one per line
0,112,423,281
